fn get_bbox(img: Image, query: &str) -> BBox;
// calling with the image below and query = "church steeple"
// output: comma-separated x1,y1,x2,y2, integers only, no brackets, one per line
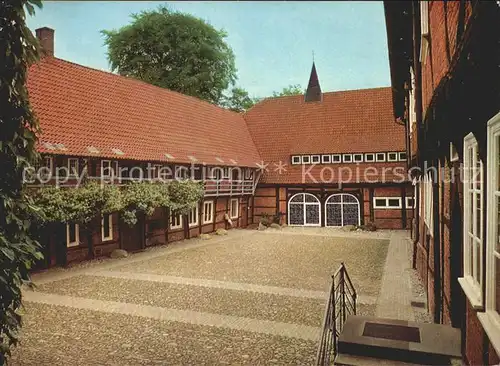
304,61,322,102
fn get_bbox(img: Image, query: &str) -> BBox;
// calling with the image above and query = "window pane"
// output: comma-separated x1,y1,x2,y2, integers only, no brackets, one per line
476,193,481,239
289,204,304,225
326,203,342,226
103,215,110,237
305,204,320,225
475,150,481,190
469,192,474,235
375,199,386,207
290,194,304,203
388,199,400,207
305,194,318,203
69,224,76,243
475,242,481,285
469,238,474,276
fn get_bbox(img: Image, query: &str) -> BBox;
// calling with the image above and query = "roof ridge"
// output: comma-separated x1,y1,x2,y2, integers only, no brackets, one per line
44,57,243,118
246,85,392,109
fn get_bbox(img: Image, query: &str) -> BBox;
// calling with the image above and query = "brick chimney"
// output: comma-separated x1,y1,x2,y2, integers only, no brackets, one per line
35,27,54,57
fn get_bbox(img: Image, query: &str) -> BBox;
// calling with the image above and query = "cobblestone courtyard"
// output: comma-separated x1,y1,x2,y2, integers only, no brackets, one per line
11,228,423,365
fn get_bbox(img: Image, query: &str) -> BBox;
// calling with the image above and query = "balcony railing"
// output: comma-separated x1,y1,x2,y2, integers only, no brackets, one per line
27,175,257,197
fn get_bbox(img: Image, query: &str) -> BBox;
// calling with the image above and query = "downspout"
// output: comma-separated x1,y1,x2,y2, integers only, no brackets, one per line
412,0,423,268
432,159,442,324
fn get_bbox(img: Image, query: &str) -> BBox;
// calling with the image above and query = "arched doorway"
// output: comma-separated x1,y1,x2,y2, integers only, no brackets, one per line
325,193,360,227
288,193,321,226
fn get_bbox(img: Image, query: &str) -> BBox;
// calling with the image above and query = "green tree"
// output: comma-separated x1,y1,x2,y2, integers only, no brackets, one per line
102,6,237,105
221,87,255,112
0,0,44,362
272,84,304,97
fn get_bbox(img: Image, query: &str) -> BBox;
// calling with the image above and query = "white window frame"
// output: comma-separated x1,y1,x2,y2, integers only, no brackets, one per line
311,155,320,164
376,153,386,162
170,213,183,230
373,197,402,209
223,167,230,179
291,155,301,165
343,154,353,163
420,1,430,63
244,168,254,180
406,196,415,209
331,154,341,164
423,171,434,234
101,213,113,241
68,158,79,177
301,155,311,164
387,152,398,162
101,160,115,179
321,154,331,164
399,152,407,161
409,67,417,132
287,193,321,227
66,223,79,247
203,200,214,224
353,154,363,163
459,133,483,308
230,198,239,219
364,153,375,163
188,204,199,227
158,165,171,180
479,111,500,355
40,156,53,181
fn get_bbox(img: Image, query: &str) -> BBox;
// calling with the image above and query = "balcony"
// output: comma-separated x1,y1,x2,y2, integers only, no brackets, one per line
26,174,257,197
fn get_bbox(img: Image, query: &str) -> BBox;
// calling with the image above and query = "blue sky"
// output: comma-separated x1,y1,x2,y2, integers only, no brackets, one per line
27,1,390,98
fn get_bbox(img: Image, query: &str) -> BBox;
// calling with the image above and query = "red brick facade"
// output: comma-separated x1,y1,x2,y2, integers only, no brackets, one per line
385,1,500,363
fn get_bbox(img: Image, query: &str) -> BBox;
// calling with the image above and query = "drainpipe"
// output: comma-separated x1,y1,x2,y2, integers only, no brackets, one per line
412,0,423,268
432,159,442,324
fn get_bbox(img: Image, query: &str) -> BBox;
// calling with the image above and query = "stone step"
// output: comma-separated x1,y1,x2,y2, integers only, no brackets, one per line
335,353,428,366
337,315,461,365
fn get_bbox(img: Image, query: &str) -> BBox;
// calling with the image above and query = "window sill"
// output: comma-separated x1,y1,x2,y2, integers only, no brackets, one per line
102,237,113,243
458,277,483,309
477,311,500,356
170,227,183,232
188,223,198,228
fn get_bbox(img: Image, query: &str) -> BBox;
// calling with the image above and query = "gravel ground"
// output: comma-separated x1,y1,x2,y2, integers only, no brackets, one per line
114,232,389,296
38,275,326,327
10,303,318,366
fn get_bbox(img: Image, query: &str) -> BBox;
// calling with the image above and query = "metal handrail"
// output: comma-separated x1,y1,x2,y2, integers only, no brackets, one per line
316,262,357,366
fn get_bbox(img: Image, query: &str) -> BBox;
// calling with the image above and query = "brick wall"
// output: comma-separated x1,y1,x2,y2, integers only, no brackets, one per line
421,1,473,115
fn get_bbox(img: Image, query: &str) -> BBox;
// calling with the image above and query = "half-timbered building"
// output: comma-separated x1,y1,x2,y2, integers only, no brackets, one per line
28,27,410,268
385,1,500,363
245,64,412,229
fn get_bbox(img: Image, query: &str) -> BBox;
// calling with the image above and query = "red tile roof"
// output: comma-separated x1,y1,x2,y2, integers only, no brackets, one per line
243,87,407,183
27,57,261,167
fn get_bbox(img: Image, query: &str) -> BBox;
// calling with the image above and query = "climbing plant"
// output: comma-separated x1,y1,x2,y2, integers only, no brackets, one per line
0,0,44,362
28,182,123,225
28,180,205,227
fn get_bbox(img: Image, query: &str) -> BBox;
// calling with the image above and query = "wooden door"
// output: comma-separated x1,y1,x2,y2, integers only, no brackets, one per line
121,217,144,252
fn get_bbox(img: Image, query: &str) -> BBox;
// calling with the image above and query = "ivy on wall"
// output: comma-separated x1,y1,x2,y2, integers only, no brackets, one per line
28,180,204,227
